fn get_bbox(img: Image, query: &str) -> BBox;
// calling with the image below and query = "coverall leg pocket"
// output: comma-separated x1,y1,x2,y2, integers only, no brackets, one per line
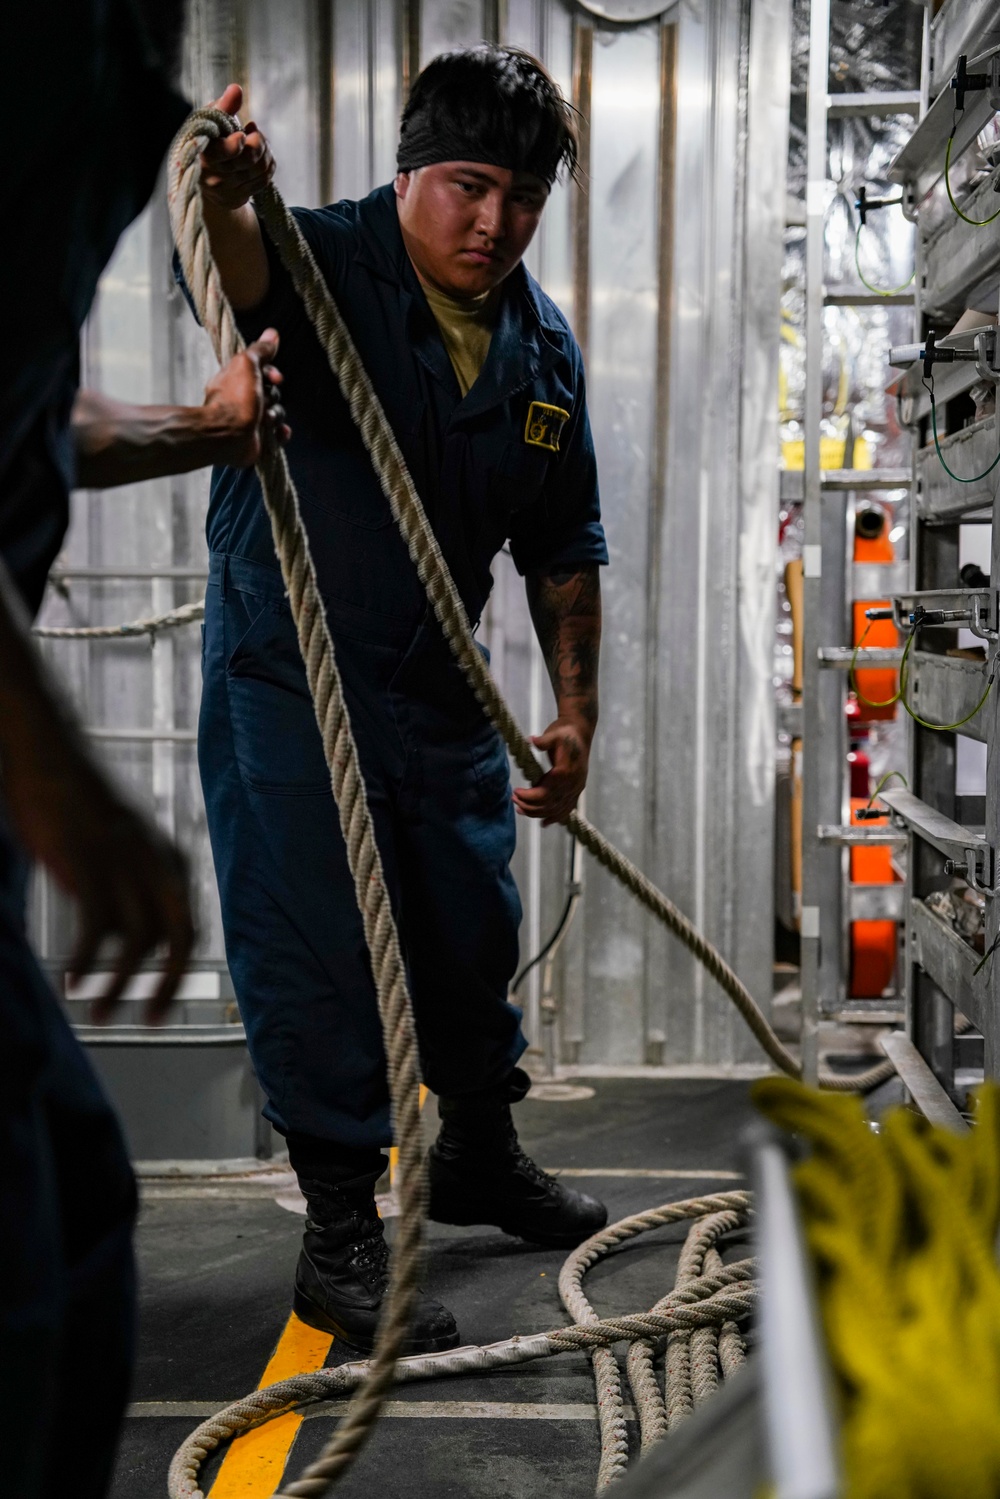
396,720,526,1099
225,591,331,795
202,583,403,1149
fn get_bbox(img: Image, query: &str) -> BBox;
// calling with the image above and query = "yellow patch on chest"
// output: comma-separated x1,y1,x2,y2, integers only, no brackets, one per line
525,401,570,452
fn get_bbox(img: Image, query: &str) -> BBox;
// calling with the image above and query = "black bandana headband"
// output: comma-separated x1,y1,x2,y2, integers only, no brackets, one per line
396,47,575,188
396,119,558,185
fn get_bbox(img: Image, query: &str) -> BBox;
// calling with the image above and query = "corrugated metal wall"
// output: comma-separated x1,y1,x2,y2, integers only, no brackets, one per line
33,0,789,1071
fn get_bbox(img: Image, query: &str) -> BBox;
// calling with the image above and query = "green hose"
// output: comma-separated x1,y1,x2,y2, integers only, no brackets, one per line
945,130,1000,228
928,381,1000,485
853,222,915,297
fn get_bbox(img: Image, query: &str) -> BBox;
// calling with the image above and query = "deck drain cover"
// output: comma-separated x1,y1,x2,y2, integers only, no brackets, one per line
527,1082,596,1102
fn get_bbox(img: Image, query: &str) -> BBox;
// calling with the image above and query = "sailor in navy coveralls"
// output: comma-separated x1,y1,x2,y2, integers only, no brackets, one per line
192,47,609,1351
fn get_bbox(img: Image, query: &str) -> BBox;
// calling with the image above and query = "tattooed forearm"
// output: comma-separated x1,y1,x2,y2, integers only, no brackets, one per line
526,565,602,733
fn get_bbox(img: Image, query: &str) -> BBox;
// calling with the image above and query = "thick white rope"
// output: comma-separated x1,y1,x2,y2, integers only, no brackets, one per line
164,103,892,1498
33,598,205,639
168,112,426,1498
167,1192,754,1498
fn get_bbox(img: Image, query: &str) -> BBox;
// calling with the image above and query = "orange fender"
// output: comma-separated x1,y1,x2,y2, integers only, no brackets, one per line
853,511,899,722
848,797,899,998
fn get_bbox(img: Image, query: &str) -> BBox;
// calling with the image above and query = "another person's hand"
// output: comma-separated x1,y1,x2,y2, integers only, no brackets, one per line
5,734,195,1024
204,329,290,467
512,717,592,827
200,83,275,211
0,561,196,1025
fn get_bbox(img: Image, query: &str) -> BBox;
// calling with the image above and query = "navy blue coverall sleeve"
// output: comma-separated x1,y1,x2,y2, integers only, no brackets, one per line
506,348,608,578
237,206,352,335
175,204,350,346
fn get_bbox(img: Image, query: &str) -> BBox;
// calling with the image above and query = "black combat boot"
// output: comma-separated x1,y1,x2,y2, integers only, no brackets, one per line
289,1149,460,1354
426,1067,608,1248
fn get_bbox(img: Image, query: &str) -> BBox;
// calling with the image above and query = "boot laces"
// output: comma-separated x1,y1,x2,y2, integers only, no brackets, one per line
351,1220,390,1290
504,1119,558,1189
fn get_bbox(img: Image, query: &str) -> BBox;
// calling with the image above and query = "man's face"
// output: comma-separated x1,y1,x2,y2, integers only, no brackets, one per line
395,162,549,300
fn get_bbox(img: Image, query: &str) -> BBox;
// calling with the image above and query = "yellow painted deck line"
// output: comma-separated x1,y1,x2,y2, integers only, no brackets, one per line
208,1313,333,1496
389,1084,429,1187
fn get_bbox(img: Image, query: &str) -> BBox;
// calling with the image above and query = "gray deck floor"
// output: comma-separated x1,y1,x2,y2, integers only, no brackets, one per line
112,1078,757,1498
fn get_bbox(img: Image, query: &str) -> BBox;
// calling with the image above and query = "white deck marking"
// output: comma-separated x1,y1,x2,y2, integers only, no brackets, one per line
127,1400,637,1421
541,1167,743,1179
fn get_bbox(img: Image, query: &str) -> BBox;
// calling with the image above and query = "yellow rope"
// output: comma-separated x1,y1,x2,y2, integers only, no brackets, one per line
754,1078,1000,1498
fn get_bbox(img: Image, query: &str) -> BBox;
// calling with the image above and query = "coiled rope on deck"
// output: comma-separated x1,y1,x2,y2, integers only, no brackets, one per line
167,1191,754,1498
166,105,892,1497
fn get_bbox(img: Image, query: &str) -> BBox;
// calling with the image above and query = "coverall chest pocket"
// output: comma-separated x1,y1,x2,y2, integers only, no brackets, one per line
294,403,424,532
488,442,551,519
225,590,332,795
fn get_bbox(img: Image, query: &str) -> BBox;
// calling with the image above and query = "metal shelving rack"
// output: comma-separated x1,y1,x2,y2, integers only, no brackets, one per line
798,0,924,1083
798,0,1000,1098
878,11,1000,1093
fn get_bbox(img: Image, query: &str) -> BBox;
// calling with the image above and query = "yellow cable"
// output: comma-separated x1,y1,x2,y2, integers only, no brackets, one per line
849,618,905,709
945,131,1000,227
853,222,915,297
898,634,995,732
850,617,996,731
864,769,907,811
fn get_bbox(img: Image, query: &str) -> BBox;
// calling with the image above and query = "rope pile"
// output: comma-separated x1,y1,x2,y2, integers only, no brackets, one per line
167,1191,754,1497
33,597,205,639
165,106,897,1497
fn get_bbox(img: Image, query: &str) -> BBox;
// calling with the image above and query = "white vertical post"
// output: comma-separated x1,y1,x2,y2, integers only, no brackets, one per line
800,0,831,1085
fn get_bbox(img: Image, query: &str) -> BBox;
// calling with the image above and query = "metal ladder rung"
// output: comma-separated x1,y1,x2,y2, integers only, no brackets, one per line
827,90,921,119
824,288,915,307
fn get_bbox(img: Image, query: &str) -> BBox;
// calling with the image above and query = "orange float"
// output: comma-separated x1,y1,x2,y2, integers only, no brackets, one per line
852,508,899,721
848,508,899,996
848,799,900,998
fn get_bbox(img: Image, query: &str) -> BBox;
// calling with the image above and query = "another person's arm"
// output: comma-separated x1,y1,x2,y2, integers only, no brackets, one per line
197,83,274,310
72,331,287,488
0,563,194,1021
519,564,601,826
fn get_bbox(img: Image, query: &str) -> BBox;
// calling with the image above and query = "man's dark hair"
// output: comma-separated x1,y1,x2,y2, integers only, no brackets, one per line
397,46,578,187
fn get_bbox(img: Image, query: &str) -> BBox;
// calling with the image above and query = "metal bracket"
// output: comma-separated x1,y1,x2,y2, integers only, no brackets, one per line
943,846,996,897
969,593,1000,644
951,53,1000,114
855,185,903,225
974,329,1000,385
879,789,997,898
889,590,998,635
892,328,1000,383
